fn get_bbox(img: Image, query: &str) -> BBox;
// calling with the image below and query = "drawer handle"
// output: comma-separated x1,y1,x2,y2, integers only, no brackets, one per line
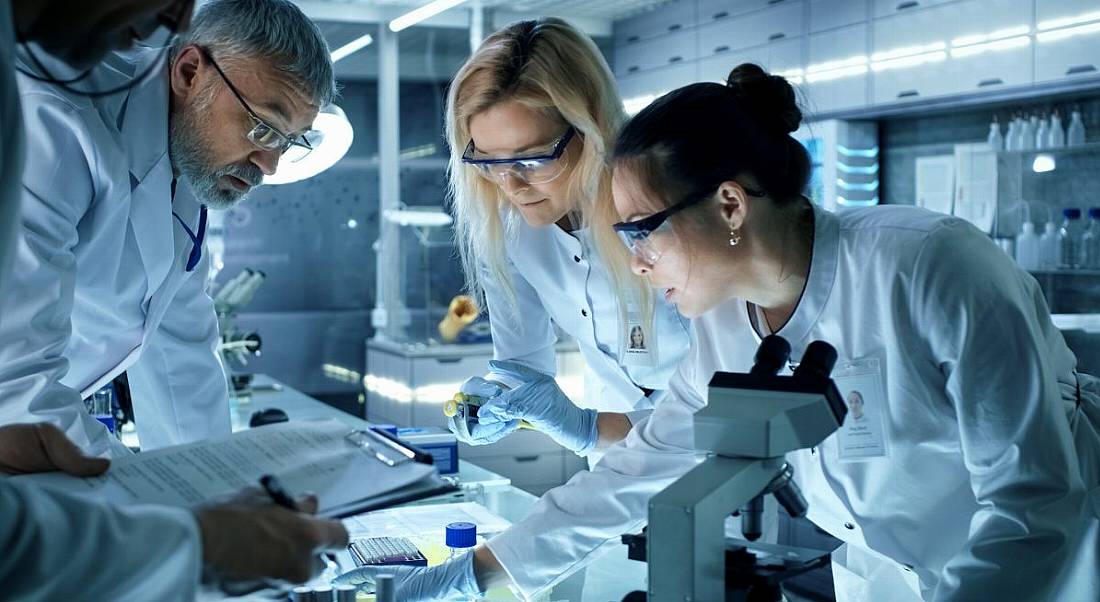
897,89,919,98
435,357,462,364
897,1,919,10
977,78,1004,87
627,66,640,73
768,32,786,41
669,56,683,63
768,0,785,4
715,45,731,53
668,24,682,32
1067,64,1098,75
713,11,729,19
626,35,640,44
515,455,540,463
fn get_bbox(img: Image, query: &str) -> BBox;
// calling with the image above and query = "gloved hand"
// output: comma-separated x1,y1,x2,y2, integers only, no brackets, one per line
333,550,482,601
447,376,520,446
478,360,598,453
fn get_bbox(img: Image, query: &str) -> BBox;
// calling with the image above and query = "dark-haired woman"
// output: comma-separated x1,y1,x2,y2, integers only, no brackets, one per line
600,64,1098,600
335,64,1099,601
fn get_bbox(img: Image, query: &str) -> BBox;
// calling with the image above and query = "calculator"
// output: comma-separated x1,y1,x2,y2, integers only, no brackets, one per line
348,537,428,567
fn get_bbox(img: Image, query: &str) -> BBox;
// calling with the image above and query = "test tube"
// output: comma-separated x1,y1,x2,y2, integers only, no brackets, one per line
374,574,395,602
290,585,312,602
334,584,357,602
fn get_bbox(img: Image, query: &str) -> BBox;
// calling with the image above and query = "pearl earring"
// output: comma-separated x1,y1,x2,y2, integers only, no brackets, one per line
729,229,741,246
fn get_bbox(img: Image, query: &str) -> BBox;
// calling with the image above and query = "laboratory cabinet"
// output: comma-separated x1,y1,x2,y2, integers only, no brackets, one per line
697,37,802,83
618,61,698,100
871,0,956,19
696,0,805,58
809,0,868,33
1035,0,1100,85
614,28,699,76
803,23,871,113
615,0,699,45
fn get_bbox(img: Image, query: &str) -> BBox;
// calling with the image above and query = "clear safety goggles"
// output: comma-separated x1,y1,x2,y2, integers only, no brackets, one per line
613,185,766,264
201,47,322,163
461,127,575,186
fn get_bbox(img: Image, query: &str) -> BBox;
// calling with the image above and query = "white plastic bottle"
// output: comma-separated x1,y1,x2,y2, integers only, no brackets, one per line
1035,114,1048,150
1084,208,1100,269
1015,221,1040,270
1022,114,1038,150
1059,208,1084,269
1005,117,1018,151
987,116,1004,151
1039,221,1061,269
1068,110,1087,146
1049,110,1066,148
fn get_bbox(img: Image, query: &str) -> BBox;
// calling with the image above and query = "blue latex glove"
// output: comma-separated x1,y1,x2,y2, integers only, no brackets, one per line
332,551,482,601
478,360,598,453
447,376,520,446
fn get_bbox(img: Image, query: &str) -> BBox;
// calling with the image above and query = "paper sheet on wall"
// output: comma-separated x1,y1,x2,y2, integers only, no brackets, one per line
13,419,438,517
953,143,998,233
915,155,955,215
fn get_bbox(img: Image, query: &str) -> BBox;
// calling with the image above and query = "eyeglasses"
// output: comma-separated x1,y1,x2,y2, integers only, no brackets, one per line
461,127,575,186
613,185,766,264
199,47,322,163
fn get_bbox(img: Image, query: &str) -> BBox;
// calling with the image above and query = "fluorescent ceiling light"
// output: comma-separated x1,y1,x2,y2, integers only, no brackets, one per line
389,0,470,33
383,209,453,228
1032,154,1056,173
1038,20,1100,43
264,104,355,185
952,24,1030,47
806,64,867,83
871,41,945,62
777,68,804,85
871,50,946,72
330,33,373,63
950,35,1031,58
1038,10,1100,32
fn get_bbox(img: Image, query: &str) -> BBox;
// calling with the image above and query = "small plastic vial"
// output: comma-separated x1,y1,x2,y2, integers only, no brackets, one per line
446,521,478,560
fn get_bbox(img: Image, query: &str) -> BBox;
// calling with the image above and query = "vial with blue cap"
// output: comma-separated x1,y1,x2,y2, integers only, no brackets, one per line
445,522,477,561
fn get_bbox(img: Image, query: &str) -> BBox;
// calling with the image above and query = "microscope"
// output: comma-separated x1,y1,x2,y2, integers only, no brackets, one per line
621,335,847,602
213,269,266,397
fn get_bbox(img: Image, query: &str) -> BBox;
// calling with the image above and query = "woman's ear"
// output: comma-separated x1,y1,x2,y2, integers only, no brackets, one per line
715,180,750,231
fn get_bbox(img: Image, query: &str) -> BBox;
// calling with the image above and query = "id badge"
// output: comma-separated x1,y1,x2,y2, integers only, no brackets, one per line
622,308,657,368
832,354,890,462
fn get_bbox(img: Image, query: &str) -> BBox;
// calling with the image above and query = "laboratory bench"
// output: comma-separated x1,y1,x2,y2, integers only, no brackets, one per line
208,375,647,602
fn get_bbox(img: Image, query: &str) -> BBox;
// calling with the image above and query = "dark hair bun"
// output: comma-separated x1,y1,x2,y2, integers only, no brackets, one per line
726,63,802,135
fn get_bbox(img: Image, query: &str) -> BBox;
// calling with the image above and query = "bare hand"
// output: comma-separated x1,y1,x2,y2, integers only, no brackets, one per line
195,488,349,584
0,422,110,476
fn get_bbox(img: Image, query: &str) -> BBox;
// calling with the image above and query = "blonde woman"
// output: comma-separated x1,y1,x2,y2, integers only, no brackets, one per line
336,18,693,599
437,19,691,457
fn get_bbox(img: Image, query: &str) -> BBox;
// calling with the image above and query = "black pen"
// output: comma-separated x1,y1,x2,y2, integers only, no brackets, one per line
259,474,341,571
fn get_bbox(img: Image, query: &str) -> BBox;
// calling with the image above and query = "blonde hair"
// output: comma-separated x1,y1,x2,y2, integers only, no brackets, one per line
445,18,646,321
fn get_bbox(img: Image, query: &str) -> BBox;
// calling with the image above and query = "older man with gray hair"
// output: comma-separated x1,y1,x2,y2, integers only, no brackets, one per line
0,0,336,456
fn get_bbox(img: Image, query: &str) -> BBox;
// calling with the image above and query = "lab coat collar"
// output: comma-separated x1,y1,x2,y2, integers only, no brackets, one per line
752,202,840,360
114,47,171,184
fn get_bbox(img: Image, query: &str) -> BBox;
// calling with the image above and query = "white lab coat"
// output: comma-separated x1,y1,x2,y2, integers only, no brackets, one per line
0,46,230,457
488,204,1100,601
482,212,691,421
0,19,203,601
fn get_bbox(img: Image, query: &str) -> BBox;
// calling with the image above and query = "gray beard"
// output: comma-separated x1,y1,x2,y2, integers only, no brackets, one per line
168,105,264,210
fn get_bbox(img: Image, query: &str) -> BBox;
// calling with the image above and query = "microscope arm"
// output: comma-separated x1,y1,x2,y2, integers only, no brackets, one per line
647,455,787,601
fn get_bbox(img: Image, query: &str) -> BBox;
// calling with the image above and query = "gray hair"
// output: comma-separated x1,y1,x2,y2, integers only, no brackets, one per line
173,0,337,107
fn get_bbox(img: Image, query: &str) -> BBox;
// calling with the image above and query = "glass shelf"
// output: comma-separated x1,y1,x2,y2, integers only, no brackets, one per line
998,141,1100,157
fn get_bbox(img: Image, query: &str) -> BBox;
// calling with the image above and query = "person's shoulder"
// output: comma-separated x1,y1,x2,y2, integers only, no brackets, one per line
837,205,965,238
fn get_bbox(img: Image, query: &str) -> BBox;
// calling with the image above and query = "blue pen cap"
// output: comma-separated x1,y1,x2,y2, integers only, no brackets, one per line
1064,207,1082,220
445,522,477,548
1089,208,1100,220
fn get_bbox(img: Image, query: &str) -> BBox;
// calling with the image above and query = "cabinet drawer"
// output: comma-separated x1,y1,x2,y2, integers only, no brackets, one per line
1036,27,1100,83
1037,0,1099,27
615,0,697,45
810,0,868,32
697,0,794,23
470,453,563,489
698,1,805,58
805,24,870,112
614,29,698,76
617,62,698,102
872,0,954,19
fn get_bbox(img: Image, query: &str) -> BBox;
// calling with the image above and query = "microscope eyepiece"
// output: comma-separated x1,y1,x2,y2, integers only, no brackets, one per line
793,340,838,380
750,335,791,376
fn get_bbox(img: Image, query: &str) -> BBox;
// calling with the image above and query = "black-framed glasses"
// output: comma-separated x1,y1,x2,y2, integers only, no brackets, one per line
461,126,576,185
613,184,766,264
199,47,322,163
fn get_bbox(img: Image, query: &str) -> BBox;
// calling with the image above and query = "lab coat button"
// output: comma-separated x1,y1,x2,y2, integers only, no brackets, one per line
903,564,913,571
844,522,855,530
573,255,581,263
581,309,589,317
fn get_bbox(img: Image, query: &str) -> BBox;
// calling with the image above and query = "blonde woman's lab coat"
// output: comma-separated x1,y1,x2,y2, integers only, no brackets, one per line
482,212,692,422
0,20,203,601
0,46,230,458
487,204,1099,601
